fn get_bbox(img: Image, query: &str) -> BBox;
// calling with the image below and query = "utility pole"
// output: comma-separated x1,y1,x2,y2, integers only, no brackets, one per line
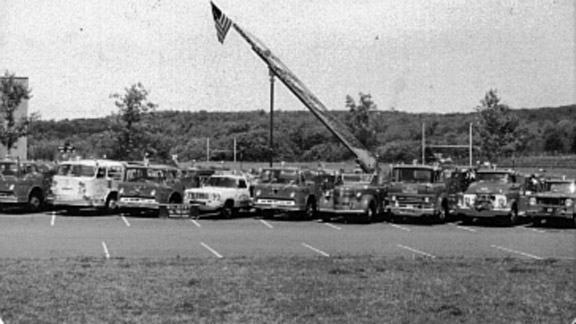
269,68,275,167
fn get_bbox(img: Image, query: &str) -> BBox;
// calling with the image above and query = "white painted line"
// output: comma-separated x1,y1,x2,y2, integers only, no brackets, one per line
525,227,546,234
324,223,342,230
302,243,330,257
200,242,223,258
451,223,476,232
397,244,436,258
190,219,201,228
491,245,543,260
121,216,130,227
390,224,411,232
259,219,273,229
102,242,110,259
50,213,55,226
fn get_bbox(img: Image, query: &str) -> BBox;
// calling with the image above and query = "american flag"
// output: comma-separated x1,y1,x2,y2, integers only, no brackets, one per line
211,2,233,44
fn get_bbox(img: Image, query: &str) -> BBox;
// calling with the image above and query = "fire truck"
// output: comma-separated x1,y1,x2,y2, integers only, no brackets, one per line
524,176,576,227
386,164,461,223
252,167,335,219
455,167,526,226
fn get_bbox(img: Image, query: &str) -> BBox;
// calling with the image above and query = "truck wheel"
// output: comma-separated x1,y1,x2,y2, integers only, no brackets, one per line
304,199,317,220
461,216,473,226
28,191,43,212
362,204,376,224
105,195,118,214
434,207,447,224
506,206,518,226
221,200,235,219
261,210,274,219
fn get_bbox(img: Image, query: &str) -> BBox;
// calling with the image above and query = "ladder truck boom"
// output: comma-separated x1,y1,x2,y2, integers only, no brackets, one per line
214,6,378,173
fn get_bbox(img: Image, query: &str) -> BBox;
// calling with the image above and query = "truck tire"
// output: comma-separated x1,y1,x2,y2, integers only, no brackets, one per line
362,203,376,224
304,199,317,220
221,200,235,219
105,194,118,214
28,191,43,212
505,205,518,226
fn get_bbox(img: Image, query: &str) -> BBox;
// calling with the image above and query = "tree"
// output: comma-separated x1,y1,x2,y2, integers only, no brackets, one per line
110,83,157,160
345,92,378,149
543,125,565,153
474,89,524,161
0,71,33,155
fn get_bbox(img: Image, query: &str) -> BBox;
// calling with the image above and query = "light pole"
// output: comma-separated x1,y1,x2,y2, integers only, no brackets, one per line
269,68,275,167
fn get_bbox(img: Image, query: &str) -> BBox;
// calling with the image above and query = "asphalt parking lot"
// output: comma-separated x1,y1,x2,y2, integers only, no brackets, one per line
1,211,574,261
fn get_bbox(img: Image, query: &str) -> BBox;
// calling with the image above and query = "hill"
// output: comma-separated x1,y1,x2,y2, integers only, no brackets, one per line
28,104,576,164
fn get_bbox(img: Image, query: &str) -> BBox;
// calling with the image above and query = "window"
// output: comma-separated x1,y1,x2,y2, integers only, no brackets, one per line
239,179,247,188
107,166,123,181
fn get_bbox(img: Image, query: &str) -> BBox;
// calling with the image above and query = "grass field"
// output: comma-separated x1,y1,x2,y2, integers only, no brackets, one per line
0,256,573,323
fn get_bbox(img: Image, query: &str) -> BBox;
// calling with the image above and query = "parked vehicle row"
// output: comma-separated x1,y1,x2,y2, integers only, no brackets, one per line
0,157,574,228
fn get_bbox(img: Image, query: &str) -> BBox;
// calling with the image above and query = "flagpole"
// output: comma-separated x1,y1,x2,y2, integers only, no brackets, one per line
269,68,275,167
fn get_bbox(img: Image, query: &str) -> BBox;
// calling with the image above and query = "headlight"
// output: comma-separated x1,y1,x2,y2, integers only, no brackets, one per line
119,188,124,195
529,197,536,206
391,195,396,201
424,197,430,203
566,199,573,207
151,190,156,196
255,190,261,197
355,191,362,199
497,197,506,208
8,184,14,191
290,192,296,198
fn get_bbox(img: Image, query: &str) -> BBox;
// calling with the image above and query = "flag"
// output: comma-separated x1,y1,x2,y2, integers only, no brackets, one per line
211,2,233,44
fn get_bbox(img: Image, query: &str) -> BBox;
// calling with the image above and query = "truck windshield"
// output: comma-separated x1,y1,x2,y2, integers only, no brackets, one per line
0,163,18,176
341,173,373,184
260,169,298,184
393,169,433,183
56,164,97,177
125,168,166,182
477,173,510,183
205,177,237,188
545,181,575,193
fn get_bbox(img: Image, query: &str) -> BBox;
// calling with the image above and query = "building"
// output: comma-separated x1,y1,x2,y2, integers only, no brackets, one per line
0,76,29,160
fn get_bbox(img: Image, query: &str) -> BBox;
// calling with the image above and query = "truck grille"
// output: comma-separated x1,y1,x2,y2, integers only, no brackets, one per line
187,192,209,200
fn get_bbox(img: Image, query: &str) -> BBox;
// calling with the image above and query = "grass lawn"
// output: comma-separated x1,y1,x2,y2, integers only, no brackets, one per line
0,256,574,323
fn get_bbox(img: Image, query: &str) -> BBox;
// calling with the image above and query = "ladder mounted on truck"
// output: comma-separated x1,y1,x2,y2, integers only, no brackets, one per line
211,3,378,174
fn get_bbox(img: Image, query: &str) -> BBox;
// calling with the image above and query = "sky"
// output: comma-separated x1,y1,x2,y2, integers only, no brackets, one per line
1,0,574,121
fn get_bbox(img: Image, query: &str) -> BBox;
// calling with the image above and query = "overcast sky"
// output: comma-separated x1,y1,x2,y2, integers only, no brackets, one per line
1,0,574,121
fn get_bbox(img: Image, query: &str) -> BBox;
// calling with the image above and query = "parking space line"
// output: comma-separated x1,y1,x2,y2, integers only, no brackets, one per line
190,219,201,228
302,243,330,257
491,245,543,260
450,223,476,232
102,242,110,259
390,224,411,232
200,242,223,258
523,226,546,234
324,223,342,230
397,244,436,258
50,213,55,226
259,219,273,229
121,216,130,227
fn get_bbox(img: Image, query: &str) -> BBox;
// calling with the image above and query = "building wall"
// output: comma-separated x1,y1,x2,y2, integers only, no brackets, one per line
0,77,28,160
